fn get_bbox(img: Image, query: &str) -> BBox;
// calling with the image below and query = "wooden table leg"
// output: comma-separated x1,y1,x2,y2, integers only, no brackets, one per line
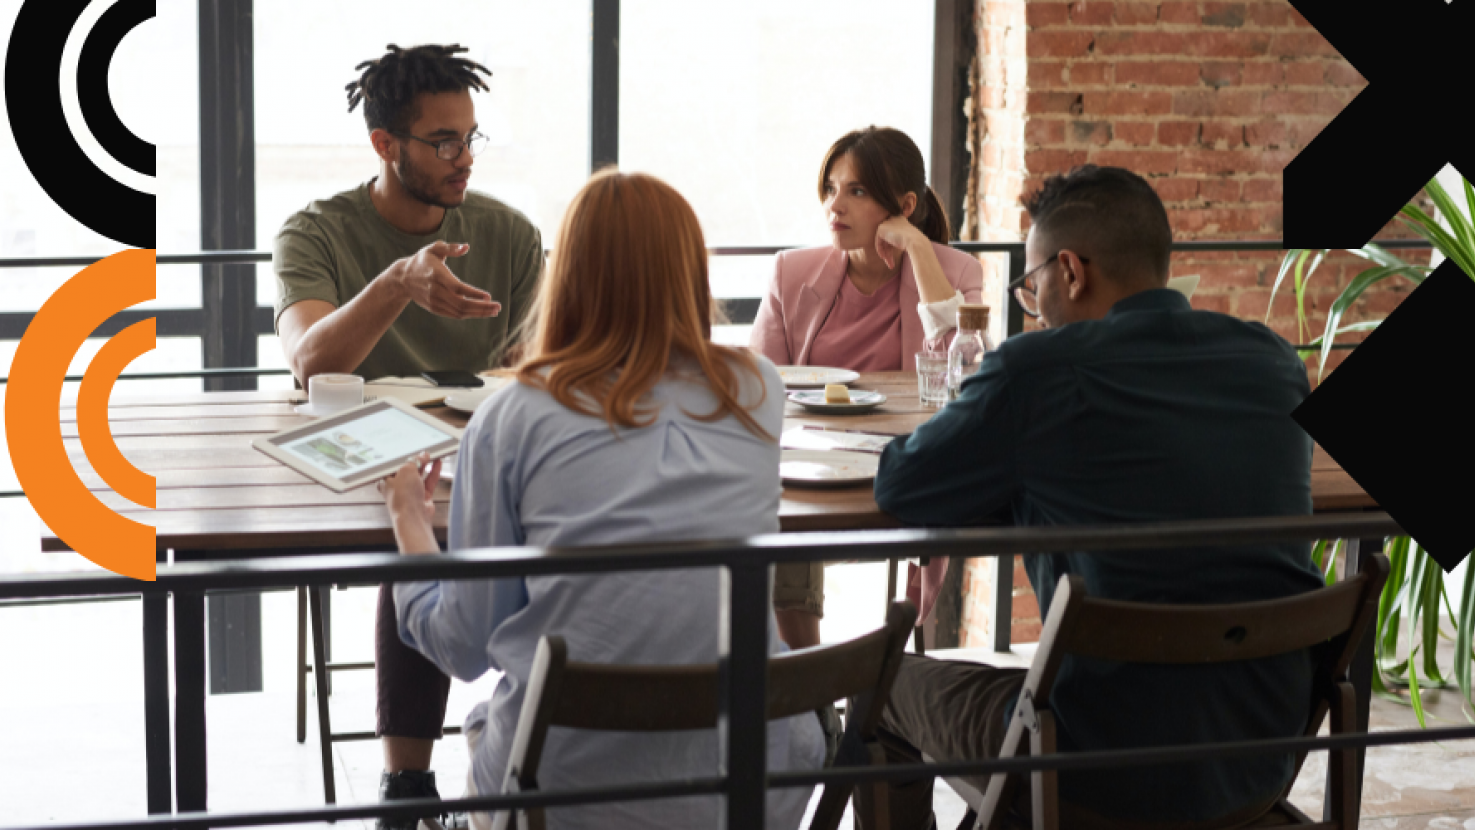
174,587,208,812
143,591,172,813
988,555,1014,653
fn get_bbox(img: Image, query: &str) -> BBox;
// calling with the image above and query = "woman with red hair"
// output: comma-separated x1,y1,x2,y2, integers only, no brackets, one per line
380,170,824,829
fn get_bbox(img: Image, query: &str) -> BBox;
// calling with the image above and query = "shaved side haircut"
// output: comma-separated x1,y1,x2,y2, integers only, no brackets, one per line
1022,165,1173,288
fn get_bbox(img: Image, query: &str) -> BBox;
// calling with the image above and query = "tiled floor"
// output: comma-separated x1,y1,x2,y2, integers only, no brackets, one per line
0,561,1471,829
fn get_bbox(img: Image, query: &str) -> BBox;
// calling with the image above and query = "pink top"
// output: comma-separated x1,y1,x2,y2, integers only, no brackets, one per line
749,242,985,371
807,273,904,371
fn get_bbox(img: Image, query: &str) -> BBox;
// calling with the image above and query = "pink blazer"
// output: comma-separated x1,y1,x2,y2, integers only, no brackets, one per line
749,242,985,371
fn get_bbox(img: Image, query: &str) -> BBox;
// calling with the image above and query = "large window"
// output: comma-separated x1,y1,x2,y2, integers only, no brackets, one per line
621,0,937,342
251,1,592,305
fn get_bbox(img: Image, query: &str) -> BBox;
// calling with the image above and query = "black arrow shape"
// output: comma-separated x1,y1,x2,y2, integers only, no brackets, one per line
1285,0,1475,248
1292,260,1475,572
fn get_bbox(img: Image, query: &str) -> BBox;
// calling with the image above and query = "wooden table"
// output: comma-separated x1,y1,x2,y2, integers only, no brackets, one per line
45,372,1371,553
42,372,1376,814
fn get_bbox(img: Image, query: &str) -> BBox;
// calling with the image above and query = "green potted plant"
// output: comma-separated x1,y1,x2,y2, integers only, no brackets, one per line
1276,173,1474,726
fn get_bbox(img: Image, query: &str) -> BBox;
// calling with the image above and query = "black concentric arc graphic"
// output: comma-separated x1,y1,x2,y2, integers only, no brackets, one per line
79,0,154,178
5,0,155,249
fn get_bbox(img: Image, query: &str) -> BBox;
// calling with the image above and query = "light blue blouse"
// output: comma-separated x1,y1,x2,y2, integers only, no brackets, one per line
395,355,823,829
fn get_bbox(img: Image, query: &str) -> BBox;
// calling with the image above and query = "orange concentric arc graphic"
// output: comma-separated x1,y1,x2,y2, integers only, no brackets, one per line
5,249,157,580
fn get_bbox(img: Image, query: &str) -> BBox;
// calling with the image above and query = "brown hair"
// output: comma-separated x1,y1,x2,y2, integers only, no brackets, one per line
818,126,951,243
517,170,771,438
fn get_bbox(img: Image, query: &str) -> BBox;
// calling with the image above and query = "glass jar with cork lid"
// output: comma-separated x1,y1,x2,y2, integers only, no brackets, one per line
947,304,993,399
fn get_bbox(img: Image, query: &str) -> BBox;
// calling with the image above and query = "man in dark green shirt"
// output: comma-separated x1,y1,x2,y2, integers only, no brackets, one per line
867,166,1323,828
272,45,543,829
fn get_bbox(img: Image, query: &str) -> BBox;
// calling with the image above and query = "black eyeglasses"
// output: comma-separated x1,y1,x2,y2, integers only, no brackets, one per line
1008,252,1089,319
391,130,488,161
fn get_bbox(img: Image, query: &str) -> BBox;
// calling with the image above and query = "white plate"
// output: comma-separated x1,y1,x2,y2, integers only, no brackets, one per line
779,449,879,488
787,389,887,414
774,366,861,389
443,377,512,414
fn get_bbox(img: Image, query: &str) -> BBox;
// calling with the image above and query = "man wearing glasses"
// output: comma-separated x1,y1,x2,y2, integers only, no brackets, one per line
272,45,542,829
867,166,1322,828
274,43,542,386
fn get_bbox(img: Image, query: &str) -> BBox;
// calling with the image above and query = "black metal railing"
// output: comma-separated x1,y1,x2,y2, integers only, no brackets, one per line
0,238,1433,377
0,237,1441,271
5,512,1468,830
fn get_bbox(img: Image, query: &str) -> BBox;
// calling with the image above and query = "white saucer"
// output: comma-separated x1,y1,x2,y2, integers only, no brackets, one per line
787,389,887,414
293,402,357,418
443,377,512,414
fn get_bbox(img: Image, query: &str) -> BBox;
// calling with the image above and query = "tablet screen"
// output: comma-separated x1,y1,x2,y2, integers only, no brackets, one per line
277,406,457,486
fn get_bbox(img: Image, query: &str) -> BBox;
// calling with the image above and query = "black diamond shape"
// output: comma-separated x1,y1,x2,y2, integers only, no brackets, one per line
1292,260,1475,573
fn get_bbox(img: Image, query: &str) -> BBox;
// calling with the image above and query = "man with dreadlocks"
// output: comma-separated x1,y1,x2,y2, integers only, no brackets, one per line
271,44,542,829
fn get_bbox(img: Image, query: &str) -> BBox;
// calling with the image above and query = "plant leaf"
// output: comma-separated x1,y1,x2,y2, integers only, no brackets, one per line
1456,557,1475,714
1305,320,1385,349
1316,263,1423,381
1293,250,1309,341
1422,562,1447,685
1269,249,1307,326
1290,249,1326,344
1422,175,1475,273
1349,242,1409,269
1401,206,1475,277
1408,643,1427,727
1379,536,1410,665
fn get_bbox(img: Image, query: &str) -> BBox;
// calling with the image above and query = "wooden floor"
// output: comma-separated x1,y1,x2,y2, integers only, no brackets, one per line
1,564,1471,829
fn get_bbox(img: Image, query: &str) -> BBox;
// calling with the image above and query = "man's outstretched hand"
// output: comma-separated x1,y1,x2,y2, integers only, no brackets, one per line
394,241,502,319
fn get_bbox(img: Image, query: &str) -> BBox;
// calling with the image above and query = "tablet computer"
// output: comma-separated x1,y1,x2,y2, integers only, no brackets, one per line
252,397,463,493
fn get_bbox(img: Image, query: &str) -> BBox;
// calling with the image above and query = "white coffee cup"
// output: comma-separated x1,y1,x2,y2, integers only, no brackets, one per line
307,373,364,414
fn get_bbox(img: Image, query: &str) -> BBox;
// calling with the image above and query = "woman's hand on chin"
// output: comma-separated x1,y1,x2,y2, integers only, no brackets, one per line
379,452,442,555
874,215,923,270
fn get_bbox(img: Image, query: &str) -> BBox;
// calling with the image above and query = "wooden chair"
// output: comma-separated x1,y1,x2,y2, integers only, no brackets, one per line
490,600,919,830
944,553,1388,830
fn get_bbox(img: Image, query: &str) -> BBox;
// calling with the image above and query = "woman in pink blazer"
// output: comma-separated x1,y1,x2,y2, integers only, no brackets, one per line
752,127,981,650
750,126,984,373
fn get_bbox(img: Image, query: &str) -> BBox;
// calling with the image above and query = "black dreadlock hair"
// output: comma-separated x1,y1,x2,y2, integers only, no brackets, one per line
345,44,492,135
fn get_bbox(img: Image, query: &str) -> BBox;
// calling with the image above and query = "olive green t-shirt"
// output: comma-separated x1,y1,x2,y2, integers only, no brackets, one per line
272,180,543,381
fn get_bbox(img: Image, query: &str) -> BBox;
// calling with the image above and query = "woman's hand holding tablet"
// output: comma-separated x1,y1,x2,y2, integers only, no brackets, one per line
252,397,463,493
379,452,443,555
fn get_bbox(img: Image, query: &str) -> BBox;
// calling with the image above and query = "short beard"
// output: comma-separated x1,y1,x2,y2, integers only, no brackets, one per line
395,146,461,210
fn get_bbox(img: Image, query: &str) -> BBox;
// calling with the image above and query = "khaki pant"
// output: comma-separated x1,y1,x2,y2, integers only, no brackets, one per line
773,561,825,617
856,654,1028,830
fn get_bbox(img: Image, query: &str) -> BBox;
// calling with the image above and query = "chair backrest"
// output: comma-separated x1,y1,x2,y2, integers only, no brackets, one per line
495,600,918,830
977,553,1390,830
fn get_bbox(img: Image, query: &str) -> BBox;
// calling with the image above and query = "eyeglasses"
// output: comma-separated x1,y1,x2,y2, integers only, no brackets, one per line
391,130,488,161
1008,252,1089,319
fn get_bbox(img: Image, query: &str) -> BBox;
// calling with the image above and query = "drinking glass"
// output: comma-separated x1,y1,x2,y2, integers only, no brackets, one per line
916,352,949,407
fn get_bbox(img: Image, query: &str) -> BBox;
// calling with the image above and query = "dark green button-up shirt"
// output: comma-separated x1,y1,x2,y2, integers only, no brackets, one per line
876,288,1325,823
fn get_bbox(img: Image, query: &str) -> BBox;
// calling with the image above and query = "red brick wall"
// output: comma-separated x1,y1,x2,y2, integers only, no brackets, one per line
956,0,1432,648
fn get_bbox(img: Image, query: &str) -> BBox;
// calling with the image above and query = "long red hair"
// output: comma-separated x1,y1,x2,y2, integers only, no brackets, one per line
516,170,771,438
